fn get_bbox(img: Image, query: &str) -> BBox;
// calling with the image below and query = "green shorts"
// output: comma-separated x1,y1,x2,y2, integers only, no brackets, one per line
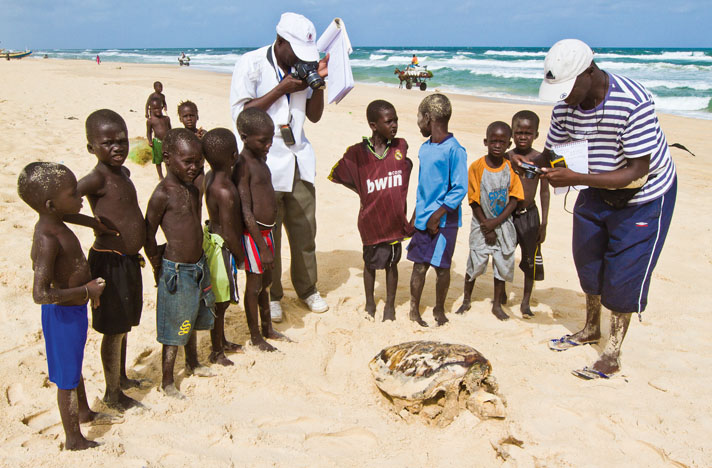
152,138,163,164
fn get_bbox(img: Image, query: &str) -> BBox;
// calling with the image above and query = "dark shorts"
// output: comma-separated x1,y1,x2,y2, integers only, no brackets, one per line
88,248,143,334
406,227,458,269
42,304,88,390
363,241,402,270
156,256,216,346
572,177,676,314
513,206,544,281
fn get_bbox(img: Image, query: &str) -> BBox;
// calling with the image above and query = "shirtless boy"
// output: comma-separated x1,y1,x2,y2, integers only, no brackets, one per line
145,129,215,399
202,128,245,366
147,97,171,180
178,100,207,197
233,108,288,351
79,109,146,410
19,162,108,450
145,81,167,118
505,110,550,317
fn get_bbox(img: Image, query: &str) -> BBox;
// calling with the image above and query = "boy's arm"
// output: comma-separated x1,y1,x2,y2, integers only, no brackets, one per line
215,187,245,266
431,146,468,233
538,177,550,244
32,234,105,305
235,162,273,270
144,188,168,283
470,202,496,246
147,119,153,146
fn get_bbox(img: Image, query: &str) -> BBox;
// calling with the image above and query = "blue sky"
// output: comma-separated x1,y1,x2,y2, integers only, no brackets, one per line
1,0,710,49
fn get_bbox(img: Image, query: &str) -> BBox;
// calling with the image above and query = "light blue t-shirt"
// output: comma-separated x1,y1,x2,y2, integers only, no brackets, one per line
414,134,468,230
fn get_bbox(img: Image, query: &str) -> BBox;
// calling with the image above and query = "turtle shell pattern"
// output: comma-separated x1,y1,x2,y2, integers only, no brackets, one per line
369,341,491,401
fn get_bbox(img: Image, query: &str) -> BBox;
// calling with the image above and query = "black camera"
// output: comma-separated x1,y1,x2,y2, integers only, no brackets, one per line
518,161,542,179
291,61,325,90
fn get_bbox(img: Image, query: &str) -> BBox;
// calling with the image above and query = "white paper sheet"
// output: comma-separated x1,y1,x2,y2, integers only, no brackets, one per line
317,18,354,104
551,140,589,195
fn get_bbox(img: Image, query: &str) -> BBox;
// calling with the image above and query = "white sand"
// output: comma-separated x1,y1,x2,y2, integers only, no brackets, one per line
0,58,710,467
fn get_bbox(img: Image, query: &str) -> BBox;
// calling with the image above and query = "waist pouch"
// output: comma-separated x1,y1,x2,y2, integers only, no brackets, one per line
596,174,656,209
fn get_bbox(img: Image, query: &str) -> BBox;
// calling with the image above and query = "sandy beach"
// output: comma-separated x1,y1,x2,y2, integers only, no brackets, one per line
1,58,710,467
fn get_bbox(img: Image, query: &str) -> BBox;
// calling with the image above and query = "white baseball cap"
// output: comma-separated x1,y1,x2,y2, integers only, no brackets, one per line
276,12,319,62
539,39,594,102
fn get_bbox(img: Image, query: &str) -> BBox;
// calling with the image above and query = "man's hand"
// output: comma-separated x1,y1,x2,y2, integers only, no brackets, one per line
278,75,309,94
317,53,330,78
540,167,580,187
537,223,547,244
484,231,497,246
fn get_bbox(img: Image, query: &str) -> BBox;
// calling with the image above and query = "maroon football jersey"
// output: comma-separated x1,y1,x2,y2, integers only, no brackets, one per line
328,138,413,246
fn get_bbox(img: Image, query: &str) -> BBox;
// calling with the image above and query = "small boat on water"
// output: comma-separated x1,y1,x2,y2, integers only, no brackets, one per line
1,50,33,59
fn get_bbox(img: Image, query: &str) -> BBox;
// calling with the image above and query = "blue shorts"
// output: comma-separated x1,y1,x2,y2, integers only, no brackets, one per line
41,304,88,390
572,178,676,313
406,227,458,269
156,256,216,346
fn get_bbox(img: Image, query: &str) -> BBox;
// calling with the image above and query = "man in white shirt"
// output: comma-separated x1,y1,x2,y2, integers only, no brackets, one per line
230,12,330,322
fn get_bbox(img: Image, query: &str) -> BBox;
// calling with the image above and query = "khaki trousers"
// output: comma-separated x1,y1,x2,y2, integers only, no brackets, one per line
270,169,318,301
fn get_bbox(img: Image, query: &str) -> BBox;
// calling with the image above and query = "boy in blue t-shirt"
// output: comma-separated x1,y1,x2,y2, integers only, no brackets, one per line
407,94,468,327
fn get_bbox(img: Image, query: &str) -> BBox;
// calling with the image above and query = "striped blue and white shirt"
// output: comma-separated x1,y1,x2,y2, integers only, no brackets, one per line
544,72,676,205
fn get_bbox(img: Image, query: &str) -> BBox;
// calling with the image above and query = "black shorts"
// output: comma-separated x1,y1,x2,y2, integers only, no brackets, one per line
363,242,402,270
88,248,144,334
512,206,544,281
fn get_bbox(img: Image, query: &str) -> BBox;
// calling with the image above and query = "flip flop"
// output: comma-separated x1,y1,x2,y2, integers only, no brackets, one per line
572,366,611,380
548,335,595,352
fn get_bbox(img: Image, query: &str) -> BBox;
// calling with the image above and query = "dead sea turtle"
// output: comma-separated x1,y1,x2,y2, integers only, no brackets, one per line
369,341,505,426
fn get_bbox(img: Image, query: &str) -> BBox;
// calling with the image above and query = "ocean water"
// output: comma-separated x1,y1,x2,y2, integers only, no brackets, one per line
35,46,712,120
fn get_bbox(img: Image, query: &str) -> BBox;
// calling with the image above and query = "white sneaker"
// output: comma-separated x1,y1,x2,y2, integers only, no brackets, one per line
303,292,329,313
270,301,284,323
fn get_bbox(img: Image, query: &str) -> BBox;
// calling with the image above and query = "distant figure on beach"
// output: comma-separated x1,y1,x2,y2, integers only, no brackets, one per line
229,12,331,322
511,39,677,380
147,96,171,179
77,109,147,411
233,108,290,351
202,128,245,366
177,100,206,196
455,121,523,321
145,81,167,118
18,162,113,450
407,94,467,327
145,129,216,399
328,100,413,321
505,110,550,318
96,54,100,65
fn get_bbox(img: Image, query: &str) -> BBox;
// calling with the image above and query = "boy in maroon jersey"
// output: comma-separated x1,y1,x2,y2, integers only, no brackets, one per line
329,100,413,321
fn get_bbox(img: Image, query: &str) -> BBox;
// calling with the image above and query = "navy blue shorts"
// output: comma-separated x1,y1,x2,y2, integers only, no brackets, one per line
572,178,676,313
406,227,458,269
42,303,88,390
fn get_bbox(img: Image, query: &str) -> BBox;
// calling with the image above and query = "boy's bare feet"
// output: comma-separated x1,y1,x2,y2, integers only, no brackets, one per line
103,392,144,411
409,311,428,327
382,305,396,322
263,329,292,342
161,383,186,400
65,436,100,451
491,303,509,321
209,351,234,367
520,304,534,318
222,340,244,354
454,301,470,315
365,302,376,319
433,308,448,326
252,337,278,352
